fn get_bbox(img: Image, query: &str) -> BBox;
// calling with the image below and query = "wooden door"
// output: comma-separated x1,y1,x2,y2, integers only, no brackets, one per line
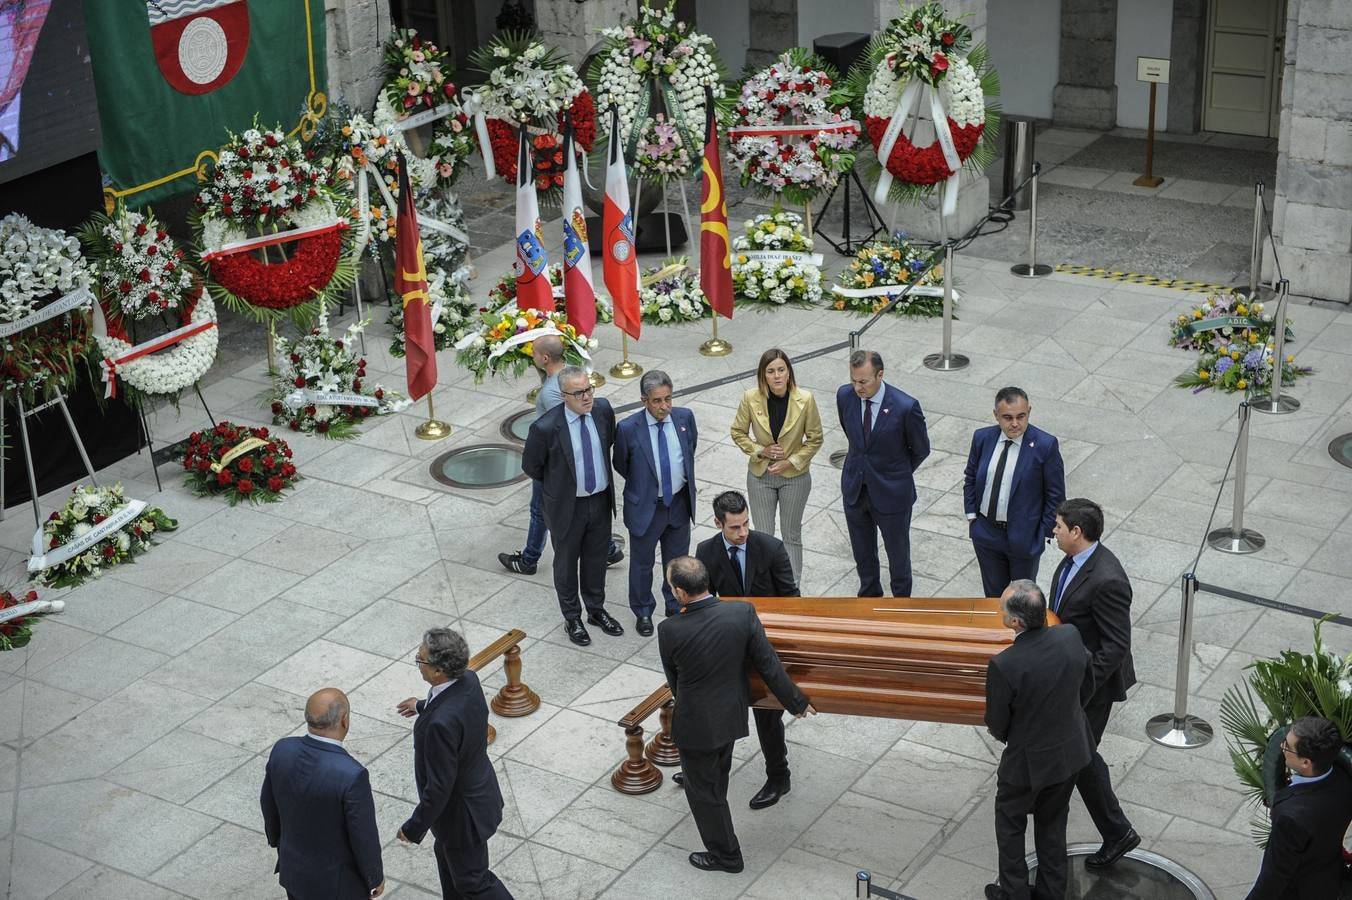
1202,0,1284,136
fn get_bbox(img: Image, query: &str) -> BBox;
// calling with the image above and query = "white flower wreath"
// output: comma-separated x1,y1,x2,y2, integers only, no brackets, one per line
0,213,89,324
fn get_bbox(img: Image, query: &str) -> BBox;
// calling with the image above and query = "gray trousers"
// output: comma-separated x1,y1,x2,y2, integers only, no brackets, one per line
746,468,812,580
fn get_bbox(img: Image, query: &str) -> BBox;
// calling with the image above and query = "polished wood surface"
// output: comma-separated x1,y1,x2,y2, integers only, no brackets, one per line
468,628,541,720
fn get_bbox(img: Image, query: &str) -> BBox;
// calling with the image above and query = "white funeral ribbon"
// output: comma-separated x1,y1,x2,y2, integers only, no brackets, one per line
0,598,65,624
873,79,964,217
460,87,496,180
486,325,592,365
726,120,861,139
365,162,471,247
282,388,381,411
830,284,961,301
97,315,218,399
394,103,456,132
0,285,92,338
740,250,825,267
28,499,147,573
200,219,346,261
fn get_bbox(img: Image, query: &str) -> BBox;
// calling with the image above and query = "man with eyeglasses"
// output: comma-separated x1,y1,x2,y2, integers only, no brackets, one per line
522,365,625,646
1245,716,1352,899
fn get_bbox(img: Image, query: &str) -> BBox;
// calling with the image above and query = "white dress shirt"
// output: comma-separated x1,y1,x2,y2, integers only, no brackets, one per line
975,432,1023,522
645,410,686,496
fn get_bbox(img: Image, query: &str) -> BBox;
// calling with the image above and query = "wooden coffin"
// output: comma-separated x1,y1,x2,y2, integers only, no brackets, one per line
742,596,1059,727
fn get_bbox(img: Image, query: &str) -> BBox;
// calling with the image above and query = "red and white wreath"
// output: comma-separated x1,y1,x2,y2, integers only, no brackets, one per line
856,2,996,214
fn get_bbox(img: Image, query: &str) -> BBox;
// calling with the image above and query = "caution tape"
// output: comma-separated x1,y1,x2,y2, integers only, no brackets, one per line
1054,264,1234,295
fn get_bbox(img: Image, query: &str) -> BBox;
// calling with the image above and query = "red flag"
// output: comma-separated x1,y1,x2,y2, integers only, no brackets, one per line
700,96,734,320
393,152,437,401
602,107,641,340
560,119,597,336
513,125,554,313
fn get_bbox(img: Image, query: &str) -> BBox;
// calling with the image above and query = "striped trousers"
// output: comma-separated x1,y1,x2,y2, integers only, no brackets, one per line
746,468,812,581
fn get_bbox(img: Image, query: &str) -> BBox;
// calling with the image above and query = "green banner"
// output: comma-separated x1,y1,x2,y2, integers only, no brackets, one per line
85,0,326,207
1184,315,1294,340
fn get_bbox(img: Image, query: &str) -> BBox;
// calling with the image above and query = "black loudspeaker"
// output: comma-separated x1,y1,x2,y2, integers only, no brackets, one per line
813,32,871,76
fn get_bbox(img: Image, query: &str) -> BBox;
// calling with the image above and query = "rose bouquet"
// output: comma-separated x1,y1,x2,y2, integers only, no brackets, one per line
1175,341,1312,395
33,483,177,589
265,306,408,437
381,28,457,114
0,213,92,403
732,212,823,307
389,270,479,357
181,422,299,505
1168,292,1291,353
455,306,597,382
0,588,60,651
831,231,945,316
640,258,709,324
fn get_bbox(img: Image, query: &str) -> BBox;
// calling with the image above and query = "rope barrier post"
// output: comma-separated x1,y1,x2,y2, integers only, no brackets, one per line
1242,181,1265,300
1208,400,1266,554
924,241,970,371
1010,163,1052,278
1145,572,1214,749
1250,278,1300,415
849,330,862,352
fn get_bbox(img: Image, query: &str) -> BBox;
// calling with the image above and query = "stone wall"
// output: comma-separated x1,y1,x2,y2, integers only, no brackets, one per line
1268,0,1352,302
537,0,634,63
1166,0,1205,134
325,0,390,112
746,0,795,71
1052,0,1117,129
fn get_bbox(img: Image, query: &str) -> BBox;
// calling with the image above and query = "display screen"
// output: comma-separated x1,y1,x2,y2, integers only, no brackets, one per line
0,0,100,185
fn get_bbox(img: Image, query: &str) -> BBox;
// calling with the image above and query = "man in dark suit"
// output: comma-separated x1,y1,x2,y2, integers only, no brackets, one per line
260,688,385,900
984,580,1096,900
396,628,511,899
692,490,799,810
835,349,931,597
964,387,1066,598
658,555,815,873
1247,716,1352,899
522,364,625,646
613,369,697,635
1048,497,1140,868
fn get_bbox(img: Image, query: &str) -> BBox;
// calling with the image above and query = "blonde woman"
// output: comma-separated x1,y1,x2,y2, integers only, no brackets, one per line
730,349,823,579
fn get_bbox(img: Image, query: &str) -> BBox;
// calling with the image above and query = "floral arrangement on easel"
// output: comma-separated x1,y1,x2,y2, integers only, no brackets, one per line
732,212,823,308
486,264,614,324
80,206,218,404
640,258,708,325
377,29,480,189
264,306,408,437
388,269,480,357
831,231,946,315
0,587,60,651
194,124,357,324
848,1,999,211
727,49,860,207
0,213,93,404
181,422,300,505
30,483,177,589
455,306,597,382
590,1,725,182
469,33,595,202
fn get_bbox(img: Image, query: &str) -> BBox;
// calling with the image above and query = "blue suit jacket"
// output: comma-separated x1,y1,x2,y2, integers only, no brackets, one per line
612,406,698,536
260,734,383,900
835,383,931,509
963,423,1066,558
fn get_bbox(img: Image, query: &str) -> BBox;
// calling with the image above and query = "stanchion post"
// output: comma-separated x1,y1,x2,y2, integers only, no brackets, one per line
1010,163,1052,278
1246,181,1265,299
1145,573,1214,749
924,241,970,371
1250,278,1300,415
1208,401,1266,553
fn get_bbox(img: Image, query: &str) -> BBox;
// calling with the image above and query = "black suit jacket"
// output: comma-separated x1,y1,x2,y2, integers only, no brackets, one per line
521,397,616,531
1049,543,1137,704
1246,765,1352,900
985,625,1096,790
260,735,383,899
695,531,798,600
399,671,504,848
657,596,809,751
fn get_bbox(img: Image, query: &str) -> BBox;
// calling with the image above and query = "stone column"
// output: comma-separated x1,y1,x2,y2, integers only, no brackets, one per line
537,0,636,64
326,0,391,112
1052,0,1117,129
746,0,797,70
1267,0,1352,303
1167,0,1206,134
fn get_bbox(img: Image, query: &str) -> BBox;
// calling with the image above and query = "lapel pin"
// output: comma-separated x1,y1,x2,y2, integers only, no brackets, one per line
882,408,890,414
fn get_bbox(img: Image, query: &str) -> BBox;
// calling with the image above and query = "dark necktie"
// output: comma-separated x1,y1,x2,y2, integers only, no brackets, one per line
579,414,597,493
1053,556,1073,612
728,545,745,595
656,420,674,507
985,439,1012,522
863,398,874,443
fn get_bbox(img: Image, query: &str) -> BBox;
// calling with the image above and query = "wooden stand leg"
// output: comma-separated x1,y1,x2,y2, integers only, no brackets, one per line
612,725,663,795
490,644,541,717
487,723,497,746
644,698,682,766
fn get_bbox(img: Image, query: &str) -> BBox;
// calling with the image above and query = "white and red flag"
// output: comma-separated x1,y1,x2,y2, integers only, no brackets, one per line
602,107,640,340
513,124,553,313
560,116,597,336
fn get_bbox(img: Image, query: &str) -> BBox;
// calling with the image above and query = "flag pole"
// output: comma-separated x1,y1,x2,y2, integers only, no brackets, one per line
698,86,732,358
415,391,451,440
610,332,643,379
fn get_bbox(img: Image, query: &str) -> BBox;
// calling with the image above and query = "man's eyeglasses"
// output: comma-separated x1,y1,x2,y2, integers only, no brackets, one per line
1280,739,1298,756
562,386,595,398
413,653,432,666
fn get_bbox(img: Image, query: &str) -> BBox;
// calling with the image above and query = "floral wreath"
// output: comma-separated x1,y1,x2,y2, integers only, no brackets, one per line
590,1,725,183
388,269,479,358
1,587,56,651
0,213,92,403
31,483,177,589
850,2,999,211
640,259,709,325
455,304,598,383
376,28,477,191
469,33,596,201
486,263,614,324
1176,341,1312,395
831,231,947,316
80,207,197,323
732,212,823,308
1168,292,1293,354
194,125,356,323
181,422,300,505
727,50,860,206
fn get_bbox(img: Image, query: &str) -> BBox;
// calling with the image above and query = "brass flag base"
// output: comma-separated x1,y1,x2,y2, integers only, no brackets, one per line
699,337,732,357
609,359,643,379
588,370,607,388
415,395,451,441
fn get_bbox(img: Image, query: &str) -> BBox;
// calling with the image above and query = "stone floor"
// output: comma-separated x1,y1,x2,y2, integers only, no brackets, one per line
3,202,1352,900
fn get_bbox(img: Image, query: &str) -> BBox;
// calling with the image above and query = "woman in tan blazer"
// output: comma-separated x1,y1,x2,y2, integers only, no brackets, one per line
730,349,824,579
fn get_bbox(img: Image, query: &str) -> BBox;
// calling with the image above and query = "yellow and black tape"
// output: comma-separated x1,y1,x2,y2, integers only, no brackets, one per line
1054,264,1232,294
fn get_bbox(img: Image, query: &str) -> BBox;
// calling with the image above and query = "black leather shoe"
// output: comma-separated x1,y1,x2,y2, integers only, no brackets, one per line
635,615,653,636
587,610,624,636
606,545,625,566
672,772,685,787
749,780,789,810
564,619,591,646
1084,828,1140,869
688,852,743,874
983,884,1009,900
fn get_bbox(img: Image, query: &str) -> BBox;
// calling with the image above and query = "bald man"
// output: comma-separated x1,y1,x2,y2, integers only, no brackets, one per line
261,688,385,899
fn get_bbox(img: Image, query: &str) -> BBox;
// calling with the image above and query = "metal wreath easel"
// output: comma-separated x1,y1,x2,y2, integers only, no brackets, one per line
1,390,99,529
